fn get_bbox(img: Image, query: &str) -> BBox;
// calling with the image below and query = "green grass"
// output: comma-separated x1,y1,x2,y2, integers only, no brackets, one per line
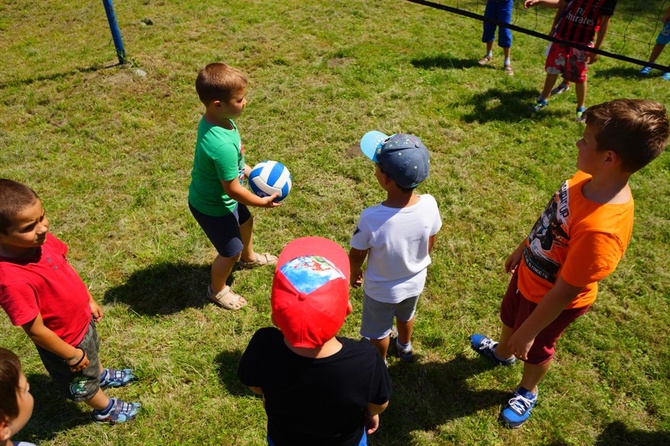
1,0,670,444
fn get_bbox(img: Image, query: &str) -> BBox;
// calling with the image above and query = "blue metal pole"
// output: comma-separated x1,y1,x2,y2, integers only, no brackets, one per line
102,0,127,64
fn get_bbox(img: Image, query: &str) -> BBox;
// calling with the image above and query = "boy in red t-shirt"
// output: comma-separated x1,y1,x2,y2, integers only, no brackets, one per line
525,0,618,121
470,99,669,428
0,179,140,424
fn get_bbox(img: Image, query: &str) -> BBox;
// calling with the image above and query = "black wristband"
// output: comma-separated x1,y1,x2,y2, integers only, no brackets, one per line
70,349,86,368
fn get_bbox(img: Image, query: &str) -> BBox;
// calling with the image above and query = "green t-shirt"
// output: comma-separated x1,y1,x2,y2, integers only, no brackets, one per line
188,117,245,216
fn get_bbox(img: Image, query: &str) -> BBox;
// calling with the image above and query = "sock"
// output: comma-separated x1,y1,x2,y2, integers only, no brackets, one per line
396,340,412,352
493,349,513,362
96,399,114,415
486,51,493,58
504,57,511,66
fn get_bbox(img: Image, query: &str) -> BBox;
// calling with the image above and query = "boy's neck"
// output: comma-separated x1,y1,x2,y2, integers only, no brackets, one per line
582,172,631,204
203,110,234,130
0,244,39,259
284,337,343,358
383,191,420,208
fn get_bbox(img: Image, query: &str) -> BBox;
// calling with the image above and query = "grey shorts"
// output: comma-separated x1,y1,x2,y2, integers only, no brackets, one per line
37,319,101,402
359,293,419,340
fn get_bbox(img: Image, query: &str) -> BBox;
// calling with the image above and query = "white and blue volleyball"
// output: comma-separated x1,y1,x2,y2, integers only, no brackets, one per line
248,160,292,202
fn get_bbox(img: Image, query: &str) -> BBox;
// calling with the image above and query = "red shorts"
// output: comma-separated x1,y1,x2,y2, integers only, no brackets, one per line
545,42,593,84
500,271,590,365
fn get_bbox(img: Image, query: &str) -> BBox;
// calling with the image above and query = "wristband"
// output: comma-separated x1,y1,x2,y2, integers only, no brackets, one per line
69,349,86,368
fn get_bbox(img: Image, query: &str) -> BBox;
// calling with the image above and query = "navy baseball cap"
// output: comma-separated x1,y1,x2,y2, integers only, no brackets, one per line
360,131,430,189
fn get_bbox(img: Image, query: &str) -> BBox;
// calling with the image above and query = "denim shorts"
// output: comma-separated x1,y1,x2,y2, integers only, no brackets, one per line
360,293,419,340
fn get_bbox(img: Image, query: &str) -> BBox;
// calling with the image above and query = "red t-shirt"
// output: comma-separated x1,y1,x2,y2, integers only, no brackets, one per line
554,0,617,45
518,171,633,309
0,235,91,346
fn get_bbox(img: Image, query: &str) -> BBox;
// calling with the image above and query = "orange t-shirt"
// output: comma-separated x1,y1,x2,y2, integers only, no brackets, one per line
518,171,634,309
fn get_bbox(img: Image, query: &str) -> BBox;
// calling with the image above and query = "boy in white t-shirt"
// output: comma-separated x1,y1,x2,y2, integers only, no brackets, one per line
349,132,442,364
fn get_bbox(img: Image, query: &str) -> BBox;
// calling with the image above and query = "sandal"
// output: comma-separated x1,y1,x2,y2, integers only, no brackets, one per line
238,252,278,269
207,286,247,310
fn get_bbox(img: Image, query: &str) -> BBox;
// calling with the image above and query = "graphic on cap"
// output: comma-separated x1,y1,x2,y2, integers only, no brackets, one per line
280,256,345,295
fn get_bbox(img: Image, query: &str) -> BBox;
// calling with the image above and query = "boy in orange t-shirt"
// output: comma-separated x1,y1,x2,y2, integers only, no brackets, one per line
470,99,669,428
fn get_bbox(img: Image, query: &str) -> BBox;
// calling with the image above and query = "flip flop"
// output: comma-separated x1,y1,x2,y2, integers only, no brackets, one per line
207,286,247,310
238,252,277,269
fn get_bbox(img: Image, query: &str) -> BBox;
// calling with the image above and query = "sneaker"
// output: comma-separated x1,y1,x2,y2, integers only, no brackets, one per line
478,55,493,66
531,98,548,112
500,387,537,428
576,106,587,122
663,72,670,81
504,64,514,76
93,398,141,425
639,66,652,75
469,334,515,366
395,339,414,363
100,368,135,389
551,82,570,96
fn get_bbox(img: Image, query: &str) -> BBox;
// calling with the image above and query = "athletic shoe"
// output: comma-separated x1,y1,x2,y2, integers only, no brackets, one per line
469,334,515,366
100,368,135,389
531,98,548,112
504,65,514,76
639,66,652,75
395,339,415,363
663,72,670,81
478,55,493,66
551,82,570,96
500,387,537,428
93,398,141,425
576,106,587,122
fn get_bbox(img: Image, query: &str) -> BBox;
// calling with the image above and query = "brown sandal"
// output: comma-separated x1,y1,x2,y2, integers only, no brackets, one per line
238,252,278,269
207,286,247,310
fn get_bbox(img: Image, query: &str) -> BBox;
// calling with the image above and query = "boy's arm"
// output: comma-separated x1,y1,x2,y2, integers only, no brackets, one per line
506,277,582,360
364,401,389,435
22,314,90,372
221,178,281,208
90,296,103,323
348,248,368,288
524,0,564,9
587,15,612,64
504,240,526,274
428,234,437,253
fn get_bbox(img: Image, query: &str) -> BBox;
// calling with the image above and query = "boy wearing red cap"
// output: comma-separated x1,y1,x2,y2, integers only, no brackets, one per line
349,132,442,364
238,237,392,446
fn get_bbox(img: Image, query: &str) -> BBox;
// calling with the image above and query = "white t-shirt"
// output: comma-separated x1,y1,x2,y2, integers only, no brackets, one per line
350,194,442,303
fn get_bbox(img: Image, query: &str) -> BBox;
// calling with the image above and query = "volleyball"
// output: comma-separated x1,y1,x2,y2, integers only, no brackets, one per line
248,160,292,202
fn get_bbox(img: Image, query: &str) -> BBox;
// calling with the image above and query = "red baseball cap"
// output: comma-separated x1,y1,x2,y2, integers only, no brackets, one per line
271,237,351,348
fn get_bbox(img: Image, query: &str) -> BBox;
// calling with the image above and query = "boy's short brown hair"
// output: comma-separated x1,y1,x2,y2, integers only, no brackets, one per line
195,62,248,106
0,348,21,423
0,179,39,235
585,99,670,173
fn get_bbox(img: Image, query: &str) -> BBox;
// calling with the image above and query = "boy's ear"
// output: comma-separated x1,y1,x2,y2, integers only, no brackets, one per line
603,149,622,168
0,419,10,441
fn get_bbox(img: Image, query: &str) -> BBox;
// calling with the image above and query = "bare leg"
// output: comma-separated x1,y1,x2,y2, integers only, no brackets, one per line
503,46,511,62
518,360,552,394
211,254,240,294
396,316,415,346
486,40,494,54
494,323,515,359
540,73,560,101
239,216,256,264
575,81,587,109
84,388,111,411
649,43,665,64
370,336,391,362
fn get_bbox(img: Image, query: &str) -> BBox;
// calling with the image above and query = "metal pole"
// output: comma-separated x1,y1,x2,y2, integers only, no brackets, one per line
102,0,127,64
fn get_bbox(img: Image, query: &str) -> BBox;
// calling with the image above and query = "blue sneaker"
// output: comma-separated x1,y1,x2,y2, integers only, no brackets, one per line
576,106,587,122
100,368,135,389
469,334,515,366
93,398,141,424
663,72,670,81
500,387,537,428
639,66,652,75
531,98,548,112
551,82,570,96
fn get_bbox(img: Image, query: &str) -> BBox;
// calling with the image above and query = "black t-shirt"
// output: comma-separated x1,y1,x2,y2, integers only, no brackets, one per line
238,327,392,446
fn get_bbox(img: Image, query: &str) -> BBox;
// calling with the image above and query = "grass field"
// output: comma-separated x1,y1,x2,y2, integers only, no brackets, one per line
1,0,670,445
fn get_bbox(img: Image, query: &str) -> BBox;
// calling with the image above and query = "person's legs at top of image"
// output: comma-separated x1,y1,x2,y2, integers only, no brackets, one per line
503,46,513,76
531,73,559,112
575,81,588,122
479,40,495,65
370,336,391,365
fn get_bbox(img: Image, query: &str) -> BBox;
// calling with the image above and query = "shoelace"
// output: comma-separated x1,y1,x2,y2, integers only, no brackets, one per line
507,393,535,415
477,338,497,350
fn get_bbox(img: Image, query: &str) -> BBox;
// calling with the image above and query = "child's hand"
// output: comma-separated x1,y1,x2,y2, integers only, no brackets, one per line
365,413,380,435
90,299,104,323
505,245,524,274
67,348,90,372
350,270,363,288
524,0,538,9
507,330,535,361
260,194,282,208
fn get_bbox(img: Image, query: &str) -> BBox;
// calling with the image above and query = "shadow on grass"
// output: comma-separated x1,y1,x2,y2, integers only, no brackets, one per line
214,349,254,397
21,374,89,443
410,56,480,71
104,261,235,315
373,354,510,445
595,421,670,445
0,62,120,89
596,66,648,80
462,87,559,124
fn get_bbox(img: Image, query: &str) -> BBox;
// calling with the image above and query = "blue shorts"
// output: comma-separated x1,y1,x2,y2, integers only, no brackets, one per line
189,202,251,257
360,293,419,340
657,21,670,45
482,0,513,48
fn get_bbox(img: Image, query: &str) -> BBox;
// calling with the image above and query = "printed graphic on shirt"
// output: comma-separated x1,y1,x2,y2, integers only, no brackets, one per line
280,256,345,294
523,180,570,283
